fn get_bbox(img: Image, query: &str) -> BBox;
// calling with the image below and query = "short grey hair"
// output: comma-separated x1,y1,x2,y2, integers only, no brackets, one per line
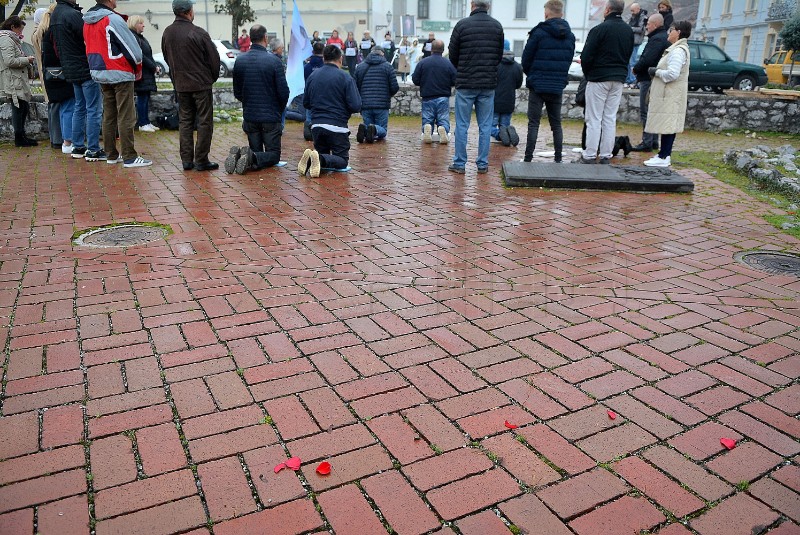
607,0,624,13
269,38,284,52
472,1,491,9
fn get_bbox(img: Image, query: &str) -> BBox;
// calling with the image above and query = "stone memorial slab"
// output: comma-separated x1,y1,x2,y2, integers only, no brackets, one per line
502,162,694,193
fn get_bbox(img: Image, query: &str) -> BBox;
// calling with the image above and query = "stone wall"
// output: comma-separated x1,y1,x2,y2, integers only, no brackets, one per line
4,85,800,141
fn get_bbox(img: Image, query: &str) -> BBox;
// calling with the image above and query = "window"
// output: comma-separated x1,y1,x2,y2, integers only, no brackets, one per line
746,0,757,10
718,36,728,53
513,40,525,58
740,34,751,61
515,0,527,19
448,0,466,19
703,0,711,18
701,43,728,61
723,0,732,14
764,33,777,60
418,0,429,19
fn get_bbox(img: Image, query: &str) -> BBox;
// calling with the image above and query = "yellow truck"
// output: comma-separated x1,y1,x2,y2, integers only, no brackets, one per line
764,50,800,84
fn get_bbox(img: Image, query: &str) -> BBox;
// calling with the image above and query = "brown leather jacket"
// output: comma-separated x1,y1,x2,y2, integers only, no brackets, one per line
161,17,219,92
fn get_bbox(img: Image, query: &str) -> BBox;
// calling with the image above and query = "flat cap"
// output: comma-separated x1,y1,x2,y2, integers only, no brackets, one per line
172,0,196,11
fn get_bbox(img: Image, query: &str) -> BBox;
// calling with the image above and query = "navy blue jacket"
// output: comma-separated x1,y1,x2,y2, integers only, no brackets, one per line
632,26,669,82
412,52,456,101
581,12,634,82
304,63,361,127
448,7,504,89
521,17,575,95
354,52,399,109
233,44,290,123
304,54,323,80
494,52,523,114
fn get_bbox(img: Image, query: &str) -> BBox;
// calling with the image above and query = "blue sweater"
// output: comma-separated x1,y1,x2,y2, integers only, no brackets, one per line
304,54,323,80
304,63,362,128
233,44,290,123
412,53,456,101
354,53,399,110
521,17,575,95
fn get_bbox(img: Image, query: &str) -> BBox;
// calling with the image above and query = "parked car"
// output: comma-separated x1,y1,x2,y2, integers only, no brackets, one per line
151,39,239,78
568,43,584,81
687,40,767,93
763,49,800,85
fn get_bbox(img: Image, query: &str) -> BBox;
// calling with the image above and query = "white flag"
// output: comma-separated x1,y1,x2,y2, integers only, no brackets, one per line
286,0,313,104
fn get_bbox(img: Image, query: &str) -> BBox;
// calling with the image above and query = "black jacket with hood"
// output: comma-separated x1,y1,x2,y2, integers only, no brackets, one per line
50,0,91,83
494,50,523,114
521,17,575,95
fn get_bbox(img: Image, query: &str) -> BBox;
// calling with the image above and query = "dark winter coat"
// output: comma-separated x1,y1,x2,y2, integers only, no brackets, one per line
304,54,323,80
304,63,361,128
494,51,523,114
448,7,504,89
354,52,399,109
161,17,219,93
412,52,456,101
580,12,634,83
629,9,648,46
133,30,157,93
660,8,674,30
41,27,74,102
521,17,575,95
233,44,289,124
50,0,91,84
632,26,670,82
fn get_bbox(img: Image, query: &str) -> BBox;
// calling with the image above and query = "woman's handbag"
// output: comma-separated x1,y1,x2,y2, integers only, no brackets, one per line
44,67,65,81
575,78,587,107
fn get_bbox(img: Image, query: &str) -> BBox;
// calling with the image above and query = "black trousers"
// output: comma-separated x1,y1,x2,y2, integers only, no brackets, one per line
11,100,30,142
177,90,214,165
312,127,350,169
524,92,563,162
242,120,282,169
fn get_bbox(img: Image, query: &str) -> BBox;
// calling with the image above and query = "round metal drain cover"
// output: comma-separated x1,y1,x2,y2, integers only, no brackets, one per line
734,251,800,277
74,225,167,248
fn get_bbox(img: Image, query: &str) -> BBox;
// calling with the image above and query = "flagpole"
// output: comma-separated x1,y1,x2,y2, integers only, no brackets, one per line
281,0,287,51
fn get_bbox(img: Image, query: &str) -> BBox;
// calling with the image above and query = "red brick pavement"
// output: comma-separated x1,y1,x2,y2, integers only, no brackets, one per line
0,117,798,534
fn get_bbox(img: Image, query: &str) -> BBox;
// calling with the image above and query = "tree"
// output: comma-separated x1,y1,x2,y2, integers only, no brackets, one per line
214,0,256,44
0,0,36,21
780,12,800,85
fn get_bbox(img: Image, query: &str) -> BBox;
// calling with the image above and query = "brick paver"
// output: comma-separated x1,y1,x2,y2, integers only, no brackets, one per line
0,118,798,534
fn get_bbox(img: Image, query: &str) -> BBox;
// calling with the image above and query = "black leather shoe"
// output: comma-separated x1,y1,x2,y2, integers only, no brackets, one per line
194,162,219,171
623,136,633,156
182,162,194,170
356,123,366,143
630,143,653,152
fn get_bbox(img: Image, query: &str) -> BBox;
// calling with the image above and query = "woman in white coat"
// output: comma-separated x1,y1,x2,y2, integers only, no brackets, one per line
643,20,691,168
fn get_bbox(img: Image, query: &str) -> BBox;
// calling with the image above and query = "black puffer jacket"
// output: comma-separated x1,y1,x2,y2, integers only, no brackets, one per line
448,7,504,89
354,52,399,110
632,26,669,82
41,28,74,102
233,44,289,123
132,31,157,93
50,0,90,84
580,12,634,83
521,17,575,94
494,51,523,114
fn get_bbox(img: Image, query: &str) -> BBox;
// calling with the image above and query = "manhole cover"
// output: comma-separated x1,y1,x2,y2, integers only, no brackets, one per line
734,251,800,277
74,225,167,248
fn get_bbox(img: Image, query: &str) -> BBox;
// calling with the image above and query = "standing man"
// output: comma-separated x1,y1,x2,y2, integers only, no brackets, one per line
578,0,633,164
83,0,152,168
412,39,456,144
354,47,399,143
51,0,103,161
448,0,504,174
301,45,361,178
631,14,668,152
521,0,575,162
228,24,289,175
422,32,435,59
625,3,648,87
162,0,221,171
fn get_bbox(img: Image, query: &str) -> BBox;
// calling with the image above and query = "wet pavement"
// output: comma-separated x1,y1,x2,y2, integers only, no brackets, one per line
0,116,798,535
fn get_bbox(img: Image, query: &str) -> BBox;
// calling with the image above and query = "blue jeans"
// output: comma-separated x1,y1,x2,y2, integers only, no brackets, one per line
72,79,102,152
491,112,511,140
58,97,74,142
421,97,450,133
626,44,641,84
361,108,388,139
135,92,150,126
453,88,494,169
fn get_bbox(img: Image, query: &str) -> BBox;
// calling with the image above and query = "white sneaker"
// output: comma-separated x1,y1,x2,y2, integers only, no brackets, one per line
138,124,156,133
571,147,583,153
643,155,671,167
106,156,123,164
147,123,160,131
422,124,433,144
123,156,153,168
61,143,74,154
437,126,449,144
309,150,321,178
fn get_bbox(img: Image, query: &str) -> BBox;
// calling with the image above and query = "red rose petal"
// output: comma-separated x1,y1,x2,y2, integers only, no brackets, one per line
607,410,617,420
285,457,301,471
273,462,286,474
504,420,518,429
720,438,736,450
316,461,331,475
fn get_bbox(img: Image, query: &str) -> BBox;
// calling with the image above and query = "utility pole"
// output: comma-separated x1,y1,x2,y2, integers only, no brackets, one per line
204,0,210,32
281,0,286,51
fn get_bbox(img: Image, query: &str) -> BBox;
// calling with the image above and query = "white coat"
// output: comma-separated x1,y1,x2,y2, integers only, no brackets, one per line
645,38,690,135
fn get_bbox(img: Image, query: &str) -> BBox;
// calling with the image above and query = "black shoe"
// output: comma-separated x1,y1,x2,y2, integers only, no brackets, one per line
612,137,623,157
235,146,252,175
575,156,596,164
507,126,519,147
85,149,107,162
71,147,87,159
366,124,376,143
448,164,465,174
224,145,241,173
477,166,489,174
195,162,219,171
599,157,611,164
356,123,366,143
182,162,195,170
498,126,511,147
623,136,633,156
51,142,61,149
15,138,37,147
303,122,313,141
630,143,653,152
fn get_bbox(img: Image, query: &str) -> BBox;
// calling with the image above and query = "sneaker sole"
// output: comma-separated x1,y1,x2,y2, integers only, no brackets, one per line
234,146,250,175
437,127,448,144
309,151,321,178
71,152,86,159
422,125,432,144
508,127,520,147
298,149,312,176
123,161,153,168
85,156,107,162
224,146,241,174
356,124,366,144
106,158,123,164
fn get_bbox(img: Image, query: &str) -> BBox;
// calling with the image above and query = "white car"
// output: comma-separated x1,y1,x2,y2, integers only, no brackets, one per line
152,39,239,78
568,43,584,81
